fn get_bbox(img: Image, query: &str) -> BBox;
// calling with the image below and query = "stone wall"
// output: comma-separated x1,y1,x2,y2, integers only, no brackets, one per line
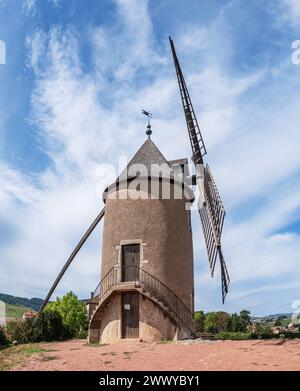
89,292,190,344
101,180,194,311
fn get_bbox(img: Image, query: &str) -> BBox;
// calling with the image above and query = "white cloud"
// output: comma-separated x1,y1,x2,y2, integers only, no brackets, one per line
282,0,300,26
1,0,300,317
22,0,36,15
91,0,165,86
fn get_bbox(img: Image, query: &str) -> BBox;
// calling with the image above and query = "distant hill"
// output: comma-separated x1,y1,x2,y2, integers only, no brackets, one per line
0,293,294,320
0,293,43,312
5,303,35,319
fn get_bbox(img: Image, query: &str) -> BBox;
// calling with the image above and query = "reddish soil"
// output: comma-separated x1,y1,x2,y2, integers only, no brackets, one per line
14,338,300,371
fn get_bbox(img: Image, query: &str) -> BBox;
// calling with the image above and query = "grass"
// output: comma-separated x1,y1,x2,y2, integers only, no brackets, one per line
159,339,173,344
0,343,44,371
0,344,61,370
5,303,34,319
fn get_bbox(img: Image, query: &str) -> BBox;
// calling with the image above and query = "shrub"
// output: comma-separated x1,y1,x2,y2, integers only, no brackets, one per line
229,313,247,332
254,324,274,339
45,292,87,338
274,319,282,326
215,332,254,340
256,331,274,339
204,312,231,333
0,327,10,347
281,332,300,339
35,311,70,341
6,320,32,343
77,328,88,339
6,310,69,344
5,320,21,340
194,311,205,333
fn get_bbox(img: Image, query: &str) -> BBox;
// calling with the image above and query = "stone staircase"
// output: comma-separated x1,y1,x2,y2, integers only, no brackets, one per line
88,266,195,338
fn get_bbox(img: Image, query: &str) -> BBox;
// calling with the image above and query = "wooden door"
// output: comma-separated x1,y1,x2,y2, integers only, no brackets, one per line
121,244,140,282
121,292,139,339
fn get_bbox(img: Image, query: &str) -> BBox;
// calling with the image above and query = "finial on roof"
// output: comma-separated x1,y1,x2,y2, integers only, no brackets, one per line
142,109,153,138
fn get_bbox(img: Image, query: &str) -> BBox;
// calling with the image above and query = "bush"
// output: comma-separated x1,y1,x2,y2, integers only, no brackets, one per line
6,320,34,344
281,332,300,339
254,324,274,339
194,311,205,333
204,312,231,333
77,328,88,339
6,311,69,344
0,327,10,347
36,311,71,341
45,292,87,338
198,309,253,334
214,330,300,341
255,331,274,339
229,313,247,332
5,292,88,344
215,332,254,340
5,320,21,340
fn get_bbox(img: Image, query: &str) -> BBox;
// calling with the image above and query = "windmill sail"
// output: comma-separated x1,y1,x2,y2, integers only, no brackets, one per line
203,164,225,245
169,36,207,165
169,36,230,303
200,165,230,303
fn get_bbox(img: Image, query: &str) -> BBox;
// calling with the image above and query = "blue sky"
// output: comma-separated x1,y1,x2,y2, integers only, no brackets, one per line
0,0,300,316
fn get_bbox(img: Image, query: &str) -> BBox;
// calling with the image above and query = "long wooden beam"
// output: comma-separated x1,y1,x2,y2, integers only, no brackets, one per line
39,207,105,312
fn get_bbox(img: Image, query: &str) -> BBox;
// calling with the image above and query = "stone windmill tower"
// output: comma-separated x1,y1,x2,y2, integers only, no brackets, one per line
40,38,230,343
88,130,195,343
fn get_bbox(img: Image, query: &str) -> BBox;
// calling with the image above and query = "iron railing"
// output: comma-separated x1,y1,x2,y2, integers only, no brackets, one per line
91,265,195,336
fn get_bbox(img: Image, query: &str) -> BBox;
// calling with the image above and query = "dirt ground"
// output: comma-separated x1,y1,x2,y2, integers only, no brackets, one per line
10,338,300,371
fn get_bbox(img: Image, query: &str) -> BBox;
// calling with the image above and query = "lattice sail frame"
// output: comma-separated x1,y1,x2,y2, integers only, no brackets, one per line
169,37,207,165
203,164,225,244
169,36,230,303
199,165,230,303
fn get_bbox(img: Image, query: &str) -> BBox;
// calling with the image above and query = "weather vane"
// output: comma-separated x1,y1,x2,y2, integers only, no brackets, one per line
142,109,152,138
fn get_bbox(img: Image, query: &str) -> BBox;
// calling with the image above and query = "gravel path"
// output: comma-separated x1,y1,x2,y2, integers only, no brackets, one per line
14,338,300,371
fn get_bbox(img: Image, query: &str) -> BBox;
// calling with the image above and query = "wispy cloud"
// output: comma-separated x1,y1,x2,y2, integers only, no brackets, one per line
282,0,300,27
22,0,36,15
0,0,300,316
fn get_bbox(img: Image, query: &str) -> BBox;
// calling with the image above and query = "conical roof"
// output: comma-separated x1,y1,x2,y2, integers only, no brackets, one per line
121,138,171,177
103,137,194,202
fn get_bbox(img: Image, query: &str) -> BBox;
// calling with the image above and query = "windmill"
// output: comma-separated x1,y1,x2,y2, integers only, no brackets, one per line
169,36,230,303
38,37,230,343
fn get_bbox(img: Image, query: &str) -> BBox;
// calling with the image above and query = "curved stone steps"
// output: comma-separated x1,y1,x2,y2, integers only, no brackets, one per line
89,284,194,338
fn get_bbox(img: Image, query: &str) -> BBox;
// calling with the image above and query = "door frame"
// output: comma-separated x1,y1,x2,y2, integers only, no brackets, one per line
121,243,141,282
116,239,147,272
121,292,140,339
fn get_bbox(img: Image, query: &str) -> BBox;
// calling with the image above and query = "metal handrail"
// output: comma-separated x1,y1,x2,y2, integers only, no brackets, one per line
91,265,195,336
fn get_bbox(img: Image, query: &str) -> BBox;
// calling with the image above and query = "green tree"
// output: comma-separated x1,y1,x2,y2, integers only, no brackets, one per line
46,291,87,338
204,312,217,333
215,312,231,332
204,312,231,333
6,311,67,343
255,323,273,338
194,311,205,333
239,310,251,325
230,313,247,332
228,310,251,332
274,318,282,326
